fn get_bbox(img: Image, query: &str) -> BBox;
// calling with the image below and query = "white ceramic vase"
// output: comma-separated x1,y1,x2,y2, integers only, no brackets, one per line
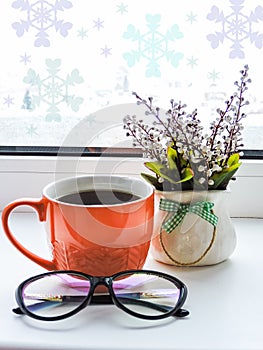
150,190,237,266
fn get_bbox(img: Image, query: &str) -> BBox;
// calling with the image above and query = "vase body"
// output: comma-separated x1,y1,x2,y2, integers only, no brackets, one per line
150,190,237,266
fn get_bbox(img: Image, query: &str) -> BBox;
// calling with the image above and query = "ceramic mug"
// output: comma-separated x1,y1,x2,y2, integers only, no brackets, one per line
2,175,154,275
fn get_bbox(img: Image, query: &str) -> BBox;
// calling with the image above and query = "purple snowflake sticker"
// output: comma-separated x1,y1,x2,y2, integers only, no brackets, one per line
11,0,73,47
206,0,263,58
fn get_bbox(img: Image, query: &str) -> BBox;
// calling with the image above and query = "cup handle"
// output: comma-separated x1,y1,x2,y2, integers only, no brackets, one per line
1,198,56,270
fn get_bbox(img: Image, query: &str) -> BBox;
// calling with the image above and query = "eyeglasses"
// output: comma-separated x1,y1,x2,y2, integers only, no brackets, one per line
13,269,189,321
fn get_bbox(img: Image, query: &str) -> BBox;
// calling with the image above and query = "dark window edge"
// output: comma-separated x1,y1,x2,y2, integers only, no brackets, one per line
240,150,263,160
0,146,262,159
0,146,143,158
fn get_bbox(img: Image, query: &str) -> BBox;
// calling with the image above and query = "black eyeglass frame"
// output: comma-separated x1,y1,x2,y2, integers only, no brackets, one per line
13,269,189,321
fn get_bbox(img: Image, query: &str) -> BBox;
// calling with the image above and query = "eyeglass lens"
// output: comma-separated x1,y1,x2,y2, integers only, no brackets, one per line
21,272,181,319
22,273,91,318
112,272,180,317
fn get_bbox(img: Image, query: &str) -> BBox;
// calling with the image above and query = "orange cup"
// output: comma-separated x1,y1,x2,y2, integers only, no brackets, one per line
2,175,154,275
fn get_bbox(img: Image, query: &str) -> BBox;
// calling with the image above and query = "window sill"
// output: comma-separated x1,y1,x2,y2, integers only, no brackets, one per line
0,214,262,350
0,155,262,217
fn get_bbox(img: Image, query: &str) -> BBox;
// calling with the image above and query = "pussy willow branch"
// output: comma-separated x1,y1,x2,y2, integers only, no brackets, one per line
224,67,249,158
133,92,182,172
133,92,176,144
162,105,209,184
124,120,160,160
208,95,235,154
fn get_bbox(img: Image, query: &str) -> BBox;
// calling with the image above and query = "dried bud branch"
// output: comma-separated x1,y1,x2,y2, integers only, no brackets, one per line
124,65,251,190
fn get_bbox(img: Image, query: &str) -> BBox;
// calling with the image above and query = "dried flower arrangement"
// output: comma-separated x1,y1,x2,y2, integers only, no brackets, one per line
123,65,251,191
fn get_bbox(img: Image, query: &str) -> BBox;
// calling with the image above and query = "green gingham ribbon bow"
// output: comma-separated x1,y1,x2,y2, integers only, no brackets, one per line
159,198,218,234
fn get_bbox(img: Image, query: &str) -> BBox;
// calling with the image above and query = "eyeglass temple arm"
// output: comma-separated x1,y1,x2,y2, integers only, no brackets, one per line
91,294,188,317
12,294,189,318
12,295,112,315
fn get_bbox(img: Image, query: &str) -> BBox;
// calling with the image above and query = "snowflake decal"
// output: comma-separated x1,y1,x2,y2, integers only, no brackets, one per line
11,0,73,47
23,59,84,122
123,14,183,77
207,0,263,58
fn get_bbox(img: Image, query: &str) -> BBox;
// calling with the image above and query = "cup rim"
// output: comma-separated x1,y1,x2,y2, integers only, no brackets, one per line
43,174,154,207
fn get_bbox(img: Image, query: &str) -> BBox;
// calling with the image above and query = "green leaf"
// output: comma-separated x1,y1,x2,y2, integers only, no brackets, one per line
140,173,163,190
158,167,180,184
159,167,193,185
227,153,241,167
144,160,194,185
181,167,194,182
210,162,241,189
144,161,178,184
167,146,178,170
144,161,164,177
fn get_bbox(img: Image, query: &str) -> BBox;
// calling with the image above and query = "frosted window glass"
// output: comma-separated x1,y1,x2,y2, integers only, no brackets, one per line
0,0,262,149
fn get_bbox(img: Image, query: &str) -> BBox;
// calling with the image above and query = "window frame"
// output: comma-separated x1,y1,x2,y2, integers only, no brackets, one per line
0,154,262,218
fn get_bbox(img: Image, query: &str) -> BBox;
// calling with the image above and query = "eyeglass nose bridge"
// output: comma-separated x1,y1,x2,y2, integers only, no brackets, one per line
85,276,116,306
89,276,112,295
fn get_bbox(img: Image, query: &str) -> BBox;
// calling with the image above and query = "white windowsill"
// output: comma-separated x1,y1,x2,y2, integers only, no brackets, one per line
0,155,263,217
0,214,262,350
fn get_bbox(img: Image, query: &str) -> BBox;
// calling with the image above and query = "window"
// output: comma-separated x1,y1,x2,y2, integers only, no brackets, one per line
0,0,262,151
0,1,262,218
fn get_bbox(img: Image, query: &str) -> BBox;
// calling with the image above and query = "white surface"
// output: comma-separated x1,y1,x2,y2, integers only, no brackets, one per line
0,213,263,350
